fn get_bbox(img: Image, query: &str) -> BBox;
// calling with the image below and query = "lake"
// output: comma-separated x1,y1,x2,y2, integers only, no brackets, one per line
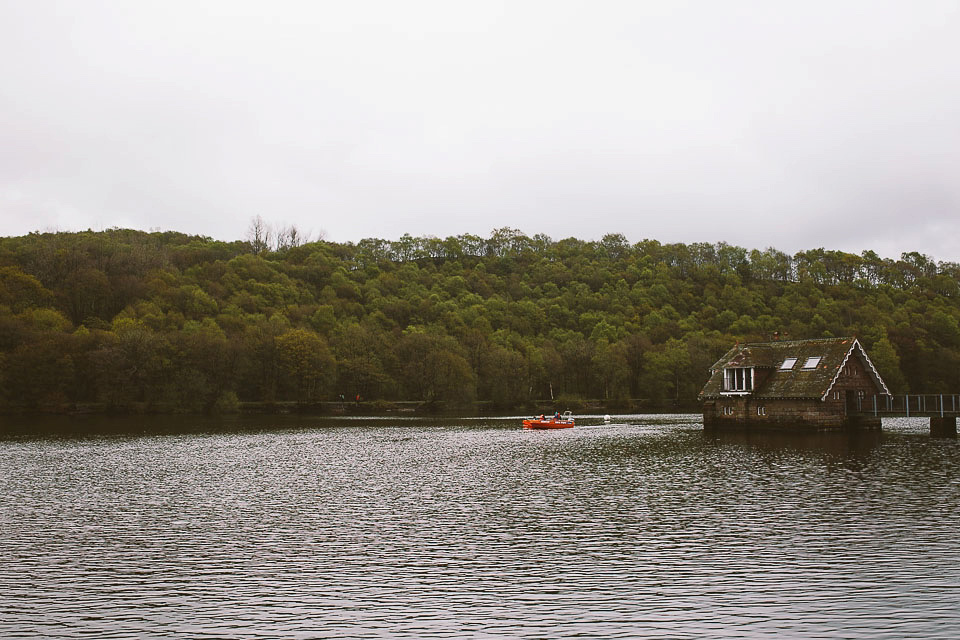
1,414,959,638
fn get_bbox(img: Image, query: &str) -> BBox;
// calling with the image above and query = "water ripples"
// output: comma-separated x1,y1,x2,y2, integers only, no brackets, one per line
2,415,959,638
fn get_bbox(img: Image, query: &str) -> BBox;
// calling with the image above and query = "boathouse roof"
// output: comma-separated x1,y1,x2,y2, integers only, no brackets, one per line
699,337,891,400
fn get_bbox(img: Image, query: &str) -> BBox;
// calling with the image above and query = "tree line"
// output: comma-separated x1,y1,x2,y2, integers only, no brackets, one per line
1,226,958,413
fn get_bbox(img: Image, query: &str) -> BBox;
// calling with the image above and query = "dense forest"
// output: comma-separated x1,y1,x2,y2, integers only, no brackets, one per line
1,224,959,414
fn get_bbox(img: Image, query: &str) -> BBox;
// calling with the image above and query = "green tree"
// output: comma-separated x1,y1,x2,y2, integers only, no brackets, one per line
641,338,691,407
276,328,336,403
0,266,54,311
866,335,908,394
331,322,394,400
393,331,475,404
90,319,168,408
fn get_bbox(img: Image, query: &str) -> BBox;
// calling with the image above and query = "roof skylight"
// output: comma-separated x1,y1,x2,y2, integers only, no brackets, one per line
780,357,797,370
802,356,822,369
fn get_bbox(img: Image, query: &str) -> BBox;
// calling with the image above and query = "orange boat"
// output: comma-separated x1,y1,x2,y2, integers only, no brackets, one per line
523,411,575,429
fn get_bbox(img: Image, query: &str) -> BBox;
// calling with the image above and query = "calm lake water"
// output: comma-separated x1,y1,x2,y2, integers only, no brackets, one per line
1,414,959,638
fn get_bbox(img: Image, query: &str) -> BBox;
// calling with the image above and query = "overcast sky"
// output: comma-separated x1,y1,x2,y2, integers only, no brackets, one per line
2,1,959,261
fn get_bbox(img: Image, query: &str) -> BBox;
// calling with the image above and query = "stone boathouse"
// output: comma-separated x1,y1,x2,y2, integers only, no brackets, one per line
700,337,890,430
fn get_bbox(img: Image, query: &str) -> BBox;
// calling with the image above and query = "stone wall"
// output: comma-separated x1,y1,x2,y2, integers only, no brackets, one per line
704,397,881,431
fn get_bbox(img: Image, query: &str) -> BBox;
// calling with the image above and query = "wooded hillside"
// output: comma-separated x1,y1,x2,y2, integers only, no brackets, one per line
1,227,958,413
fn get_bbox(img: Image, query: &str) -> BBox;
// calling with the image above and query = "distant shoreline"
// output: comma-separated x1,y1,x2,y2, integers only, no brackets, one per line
0,399,699,419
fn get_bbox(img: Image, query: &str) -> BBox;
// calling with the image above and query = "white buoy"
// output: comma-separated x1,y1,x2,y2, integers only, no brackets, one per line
603,414,611,423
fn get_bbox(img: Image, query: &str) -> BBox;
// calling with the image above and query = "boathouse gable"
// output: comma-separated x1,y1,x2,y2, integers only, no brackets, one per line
700,337,890,430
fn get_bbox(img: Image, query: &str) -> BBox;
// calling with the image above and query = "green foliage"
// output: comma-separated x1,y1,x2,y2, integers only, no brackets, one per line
213,391,241,414
276,328,336,403
0,266,53,311
1,228,958,412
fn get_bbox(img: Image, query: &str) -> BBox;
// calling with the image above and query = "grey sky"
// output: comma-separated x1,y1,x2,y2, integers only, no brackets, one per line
2,1,959,261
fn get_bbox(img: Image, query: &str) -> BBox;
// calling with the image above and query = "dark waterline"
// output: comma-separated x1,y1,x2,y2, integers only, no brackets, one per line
1,415,958,638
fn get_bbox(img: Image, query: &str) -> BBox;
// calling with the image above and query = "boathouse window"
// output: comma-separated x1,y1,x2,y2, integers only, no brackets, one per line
722,406,734,415
757,406,766,416
723,367,753,391
802,357,822,369
780,357,797,370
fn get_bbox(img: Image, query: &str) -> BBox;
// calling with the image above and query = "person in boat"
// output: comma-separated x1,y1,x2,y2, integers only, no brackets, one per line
554,411,560,420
